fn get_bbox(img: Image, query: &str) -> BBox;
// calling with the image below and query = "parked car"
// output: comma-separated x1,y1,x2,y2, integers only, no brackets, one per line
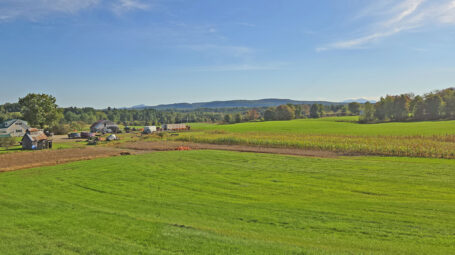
80,132,95,138
68,132,81,139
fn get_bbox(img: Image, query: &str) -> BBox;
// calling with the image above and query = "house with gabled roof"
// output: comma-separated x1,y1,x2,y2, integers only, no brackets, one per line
0,119,30,137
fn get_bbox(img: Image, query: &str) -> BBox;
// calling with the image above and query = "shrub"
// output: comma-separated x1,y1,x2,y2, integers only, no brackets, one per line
50,124,71,135
0,136,17,150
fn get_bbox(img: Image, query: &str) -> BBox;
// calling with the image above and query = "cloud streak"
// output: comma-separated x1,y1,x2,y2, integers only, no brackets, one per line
112,0,150,14
0,0,151,21
318,0,455,51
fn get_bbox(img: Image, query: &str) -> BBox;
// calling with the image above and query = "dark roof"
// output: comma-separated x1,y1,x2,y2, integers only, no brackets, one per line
0,119,27,129
90,120,116,129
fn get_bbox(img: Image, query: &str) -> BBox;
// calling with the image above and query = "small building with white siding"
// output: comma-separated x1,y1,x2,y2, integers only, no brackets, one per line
143,126,157,134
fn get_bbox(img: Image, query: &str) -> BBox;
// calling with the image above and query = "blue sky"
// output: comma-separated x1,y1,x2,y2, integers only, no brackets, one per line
0,0,455,108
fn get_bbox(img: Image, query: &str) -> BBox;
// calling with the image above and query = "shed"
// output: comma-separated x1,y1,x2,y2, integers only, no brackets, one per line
21,129,52,150
143,126,157,134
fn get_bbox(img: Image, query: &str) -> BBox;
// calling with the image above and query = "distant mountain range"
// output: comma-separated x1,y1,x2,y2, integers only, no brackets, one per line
129,98,375,110
343,98,377,104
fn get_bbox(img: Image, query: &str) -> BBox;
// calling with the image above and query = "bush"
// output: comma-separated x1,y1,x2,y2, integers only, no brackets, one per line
50,124,71,135
157,132,168,139
0,136,17,149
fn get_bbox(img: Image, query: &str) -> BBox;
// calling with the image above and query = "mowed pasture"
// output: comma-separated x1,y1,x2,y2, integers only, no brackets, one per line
0,150,454,254
179,117,455,158
190,116,455,136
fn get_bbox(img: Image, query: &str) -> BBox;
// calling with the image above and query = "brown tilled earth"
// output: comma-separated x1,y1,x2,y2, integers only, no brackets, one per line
0,141,340,172
119,141,340,158
0,147,138,172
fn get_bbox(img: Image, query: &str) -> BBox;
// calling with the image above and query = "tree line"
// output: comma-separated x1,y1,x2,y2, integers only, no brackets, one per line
3,88,452,133
361,88,455,123
0,94,264,132
223,103,361,123
0,93,364,131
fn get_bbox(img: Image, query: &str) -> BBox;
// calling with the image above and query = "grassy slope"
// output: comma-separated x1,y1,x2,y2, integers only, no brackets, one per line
0,150,454,254
191,117,455,136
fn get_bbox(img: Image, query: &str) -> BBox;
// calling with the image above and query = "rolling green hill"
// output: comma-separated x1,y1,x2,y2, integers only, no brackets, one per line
1,151,454,254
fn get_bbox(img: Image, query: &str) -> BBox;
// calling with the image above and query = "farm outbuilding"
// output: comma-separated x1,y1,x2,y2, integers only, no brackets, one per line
21,129,52,150
0,119,30,137
163,124,188,131
143,126,157,134
90,120,119,133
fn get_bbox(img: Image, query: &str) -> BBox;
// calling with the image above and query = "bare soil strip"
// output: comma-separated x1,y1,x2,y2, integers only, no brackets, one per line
0,141,340,172
119,141,341,158
0,147,138,172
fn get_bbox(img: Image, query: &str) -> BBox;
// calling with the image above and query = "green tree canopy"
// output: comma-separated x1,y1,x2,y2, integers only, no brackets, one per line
264,108,276,121
360,102,375,123
425,94,443,120
348,102,361,115
310,104,322,118
224,114,233,123
19,93,62,128
276,105,295,120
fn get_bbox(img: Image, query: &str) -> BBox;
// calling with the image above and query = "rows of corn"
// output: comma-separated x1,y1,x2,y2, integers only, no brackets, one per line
175,132,455,159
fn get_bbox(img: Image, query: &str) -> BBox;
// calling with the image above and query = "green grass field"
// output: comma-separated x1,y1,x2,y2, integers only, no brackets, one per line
190,117,455,136
181,117,455,158
1,150,454,254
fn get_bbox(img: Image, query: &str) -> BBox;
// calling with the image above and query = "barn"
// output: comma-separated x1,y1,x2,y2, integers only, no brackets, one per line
163,124,188,131
21,129,52,150
0,119,30,137
90,120,119,133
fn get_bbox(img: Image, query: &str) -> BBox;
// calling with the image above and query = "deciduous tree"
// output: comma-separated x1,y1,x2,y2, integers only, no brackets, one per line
310,104,321,118
348,102,361,115
19,93,62,128
275,105,295,120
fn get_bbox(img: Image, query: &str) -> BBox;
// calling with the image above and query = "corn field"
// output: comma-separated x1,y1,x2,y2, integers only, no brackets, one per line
175,132,455,159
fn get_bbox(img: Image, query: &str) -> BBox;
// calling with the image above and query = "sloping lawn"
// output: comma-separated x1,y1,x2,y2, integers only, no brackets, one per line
0,151,454,254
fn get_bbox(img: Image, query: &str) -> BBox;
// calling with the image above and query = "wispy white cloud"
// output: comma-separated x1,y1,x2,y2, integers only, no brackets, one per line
318,0,455,51
111,0,150,15
383,0,424,26
0,0,151,21
0,0,100,21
